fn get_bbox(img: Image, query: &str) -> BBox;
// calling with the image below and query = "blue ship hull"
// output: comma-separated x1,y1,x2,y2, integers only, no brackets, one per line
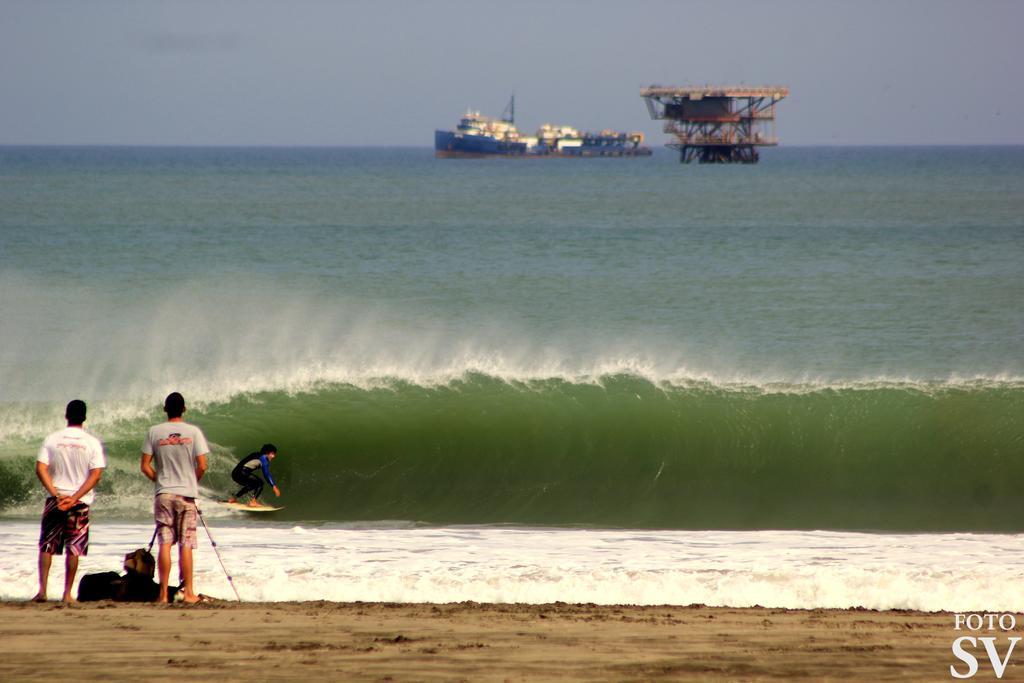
435,130,528,158
435,130,652,158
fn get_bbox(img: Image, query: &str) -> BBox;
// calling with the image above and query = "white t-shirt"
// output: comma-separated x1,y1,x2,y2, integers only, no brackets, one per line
36,426,106,505
142,421,210,498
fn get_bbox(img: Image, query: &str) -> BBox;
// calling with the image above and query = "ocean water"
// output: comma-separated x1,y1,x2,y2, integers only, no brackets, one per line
1,145,1022,606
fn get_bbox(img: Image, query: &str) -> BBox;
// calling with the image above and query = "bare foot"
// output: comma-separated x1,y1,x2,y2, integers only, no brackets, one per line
247,499,262,507
227,497,238,504
62,595,77,604
30,594,47,603
182,592,201,604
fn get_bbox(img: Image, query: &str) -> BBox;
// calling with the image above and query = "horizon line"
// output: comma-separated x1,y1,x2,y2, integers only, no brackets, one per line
2,143,1023,149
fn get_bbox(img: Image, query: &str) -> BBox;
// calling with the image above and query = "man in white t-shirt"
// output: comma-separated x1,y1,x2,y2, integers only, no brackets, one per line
141,392,209,603
33,399,106,602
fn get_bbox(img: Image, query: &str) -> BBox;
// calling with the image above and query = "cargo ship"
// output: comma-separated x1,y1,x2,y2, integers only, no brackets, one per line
435,96,651,158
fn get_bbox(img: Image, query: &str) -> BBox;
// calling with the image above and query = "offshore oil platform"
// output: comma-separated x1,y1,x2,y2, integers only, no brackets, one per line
640,85,789,163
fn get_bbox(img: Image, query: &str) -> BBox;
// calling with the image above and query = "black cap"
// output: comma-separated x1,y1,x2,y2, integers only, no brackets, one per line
65,399,87,425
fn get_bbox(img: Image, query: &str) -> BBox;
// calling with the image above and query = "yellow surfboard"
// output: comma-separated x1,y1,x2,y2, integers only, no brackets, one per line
218,502,284,512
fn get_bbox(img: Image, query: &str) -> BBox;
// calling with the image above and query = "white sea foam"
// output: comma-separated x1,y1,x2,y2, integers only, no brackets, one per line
1,522,1021,611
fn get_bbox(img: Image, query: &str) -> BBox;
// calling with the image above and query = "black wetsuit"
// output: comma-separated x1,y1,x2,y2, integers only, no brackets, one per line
232,452,274,500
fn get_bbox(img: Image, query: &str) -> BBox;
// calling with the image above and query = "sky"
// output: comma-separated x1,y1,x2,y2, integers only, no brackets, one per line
1,0,1021,146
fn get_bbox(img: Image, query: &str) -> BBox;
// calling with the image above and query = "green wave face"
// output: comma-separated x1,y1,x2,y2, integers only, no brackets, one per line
190,375,1023,531
3,375,1022,531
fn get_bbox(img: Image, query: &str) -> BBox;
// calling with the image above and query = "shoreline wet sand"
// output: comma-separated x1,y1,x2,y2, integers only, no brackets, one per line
0,600,967,681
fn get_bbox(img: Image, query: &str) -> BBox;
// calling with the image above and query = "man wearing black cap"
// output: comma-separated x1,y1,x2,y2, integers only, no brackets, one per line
33,399,106,602
140,392,209,603
227,443,282,507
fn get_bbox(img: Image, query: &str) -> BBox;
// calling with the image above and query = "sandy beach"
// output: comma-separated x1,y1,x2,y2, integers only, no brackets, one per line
0,601,965,681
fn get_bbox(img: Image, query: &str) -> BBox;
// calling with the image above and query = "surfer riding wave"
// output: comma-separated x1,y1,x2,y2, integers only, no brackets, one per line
227,444,281,508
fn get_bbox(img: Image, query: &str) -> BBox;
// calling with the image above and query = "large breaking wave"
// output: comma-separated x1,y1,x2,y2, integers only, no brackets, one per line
2,373,1021,531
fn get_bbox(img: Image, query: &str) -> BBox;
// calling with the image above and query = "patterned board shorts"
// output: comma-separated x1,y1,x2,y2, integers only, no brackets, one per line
154,493,198,549
39,497,90,556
